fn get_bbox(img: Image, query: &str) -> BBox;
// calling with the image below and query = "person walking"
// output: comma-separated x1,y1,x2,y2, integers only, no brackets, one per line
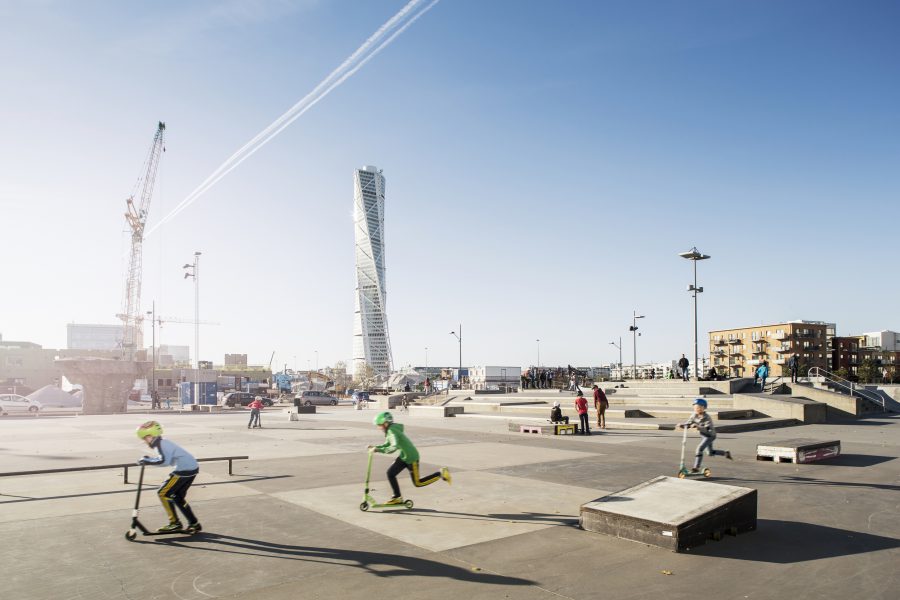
574,390,590,435
788,354,800,383
678,354,690,382
247,396,264,428
547,369,554,389
757,362,769,390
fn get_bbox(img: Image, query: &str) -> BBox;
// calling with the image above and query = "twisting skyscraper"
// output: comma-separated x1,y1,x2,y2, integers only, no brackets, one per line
353,166,392,379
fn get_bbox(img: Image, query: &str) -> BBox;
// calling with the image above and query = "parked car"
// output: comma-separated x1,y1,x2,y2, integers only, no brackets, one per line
222,392,274,408
351,391,370,406
294,390,339,406
0,394,42,414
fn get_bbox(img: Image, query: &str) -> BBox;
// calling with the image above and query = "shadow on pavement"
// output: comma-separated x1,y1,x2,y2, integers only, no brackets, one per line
394,508,579,526
147,533,534,585
716,475,900,492
817,454,897,467
691,519,900,563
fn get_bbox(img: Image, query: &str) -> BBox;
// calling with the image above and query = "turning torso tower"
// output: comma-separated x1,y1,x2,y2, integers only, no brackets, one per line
352,165,393,379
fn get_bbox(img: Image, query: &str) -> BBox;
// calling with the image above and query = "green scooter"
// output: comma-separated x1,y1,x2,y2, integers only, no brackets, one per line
359,449,414,511
676,424,711,479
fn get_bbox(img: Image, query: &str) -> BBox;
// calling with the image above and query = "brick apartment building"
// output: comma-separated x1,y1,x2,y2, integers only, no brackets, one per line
709,321,833,378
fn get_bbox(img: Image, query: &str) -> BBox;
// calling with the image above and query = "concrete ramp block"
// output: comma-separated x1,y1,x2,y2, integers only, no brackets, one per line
580,476,757,552
407,405,464,418
756,439,840,464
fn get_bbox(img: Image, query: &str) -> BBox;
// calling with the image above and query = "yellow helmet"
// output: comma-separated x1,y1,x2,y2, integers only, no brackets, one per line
136,420,162,439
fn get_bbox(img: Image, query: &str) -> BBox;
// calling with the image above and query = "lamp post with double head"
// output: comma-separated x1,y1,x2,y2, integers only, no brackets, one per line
629,313,645,379
609,337,622,380
679,247,711,381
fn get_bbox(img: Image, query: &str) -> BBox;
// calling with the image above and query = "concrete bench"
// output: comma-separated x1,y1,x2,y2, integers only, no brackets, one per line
508,422,579,435
407,405,464,418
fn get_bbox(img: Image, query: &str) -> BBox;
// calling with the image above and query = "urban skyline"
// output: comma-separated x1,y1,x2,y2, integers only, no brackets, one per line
1,1,898,370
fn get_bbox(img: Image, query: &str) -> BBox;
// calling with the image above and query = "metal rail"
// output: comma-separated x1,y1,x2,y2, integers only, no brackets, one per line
806,367,885,410
0,455,249,484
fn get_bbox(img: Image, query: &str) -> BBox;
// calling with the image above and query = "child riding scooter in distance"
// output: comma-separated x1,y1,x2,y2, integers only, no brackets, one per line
676,399,732,473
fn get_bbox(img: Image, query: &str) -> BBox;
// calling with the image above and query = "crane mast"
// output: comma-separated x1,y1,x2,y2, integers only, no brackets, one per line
121,121,166,359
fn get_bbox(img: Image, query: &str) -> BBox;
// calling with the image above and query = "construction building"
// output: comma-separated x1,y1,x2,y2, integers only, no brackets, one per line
709,321,834,378
67,323,127,351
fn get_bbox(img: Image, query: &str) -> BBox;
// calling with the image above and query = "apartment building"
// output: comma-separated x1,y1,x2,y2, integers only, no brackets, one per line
832,331,900,379
709,321,833,378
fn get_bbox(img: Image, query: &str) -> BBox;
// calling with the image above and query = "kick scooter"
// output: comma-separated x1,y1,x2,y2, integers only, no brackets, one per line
676,424,711,479
359,449,414,511
125,464,199,540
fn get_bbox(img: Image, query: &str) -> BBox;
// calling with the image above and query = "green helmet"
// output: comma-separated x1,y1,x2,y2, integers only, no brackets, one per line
136,420,163,439
373,411,393,426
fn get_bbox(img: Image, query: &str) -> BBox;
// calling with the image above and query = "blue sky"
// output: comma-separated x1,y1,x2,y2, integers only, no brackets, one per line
2,0,898,371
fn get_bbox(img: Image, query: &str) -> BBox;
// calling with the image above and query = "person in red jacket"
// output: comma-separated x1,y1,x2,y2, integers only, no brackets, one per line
574,390,590,435
248,396,264,429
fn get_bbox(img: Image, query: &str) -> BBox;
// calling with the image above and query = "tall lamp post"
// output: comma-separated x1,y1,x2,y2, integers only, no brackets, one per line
182,252,201,368
146,301,156,403
679,247,711,381
629,312,645,379
449,324,462,389
609,337,622,380
536,339,541,368
424,347,429,378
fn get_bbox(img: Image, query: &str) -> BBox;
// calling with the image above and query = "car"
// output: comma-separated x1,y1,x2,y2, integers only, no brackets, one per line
222,392,274,408
294,390,339,406
0,394,42,414
351,391,370,405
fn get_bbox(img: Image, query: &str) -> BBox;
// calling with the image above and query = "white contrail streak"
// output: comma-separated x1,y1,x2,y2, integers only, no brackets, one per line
146,0,440,236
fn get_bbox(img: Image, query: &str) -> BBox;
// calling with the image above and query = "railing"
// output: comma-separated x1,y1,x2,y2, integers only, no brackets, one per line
762,376,786,393
0,455,249,484
806,367,885,410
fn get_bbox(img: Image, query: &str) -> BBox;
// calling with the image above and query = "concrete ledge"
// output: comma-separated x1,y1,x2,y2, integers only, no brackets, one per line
407,405,464,418
733,394,827,423
285,406,316,414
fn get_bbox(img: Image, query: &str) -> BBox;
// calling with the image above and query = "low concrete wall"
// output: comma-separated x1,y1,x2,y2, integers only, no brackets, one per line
785,385,862,418
407,405,464,418
732,394,826,423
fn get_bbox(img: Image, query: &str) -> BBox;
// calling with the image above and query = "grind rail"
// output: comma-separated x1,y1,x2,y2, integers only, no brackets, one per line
0,455,248,484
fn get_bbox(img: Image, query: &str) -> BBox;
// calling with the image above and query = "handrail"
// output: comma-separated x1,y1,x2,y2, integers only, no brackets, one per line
806,367,885,410
763,376,785,393
0,455,249,484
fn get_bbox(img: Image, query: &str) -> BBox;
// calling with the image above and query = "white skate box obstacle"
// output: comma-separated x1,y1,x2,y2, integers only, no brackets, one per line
580,476,757,552
756,438,840,464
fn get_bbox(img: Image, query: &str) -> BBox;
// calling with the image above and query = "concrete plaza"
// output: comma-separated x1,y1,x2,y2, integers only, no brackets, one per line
2,406,898,599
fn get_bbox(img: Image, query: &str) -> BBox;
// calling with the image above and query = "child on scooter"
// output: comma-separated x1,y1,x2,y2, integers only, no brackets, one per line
136,420,202,533
368,411,451,505
676,399,732,473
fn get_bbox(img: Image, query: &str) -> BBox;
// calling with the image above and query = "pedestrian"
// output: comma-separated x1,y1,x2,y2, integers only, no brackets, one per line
539,370,546,389
550,400,569,424
676,399,732,473
757,362,769,390
678,354,690,381
248,396,263,428
547,369,554,389
529,368,536,389
788,354,799,383
574,390,590,435
593,384,609,429
150,388,160,410
368,411,451,505
135,420,202,533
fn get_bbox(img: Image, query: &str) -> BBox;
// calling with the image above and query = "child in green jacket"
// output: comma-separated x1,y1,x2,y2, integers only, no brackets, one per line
368,411,451,505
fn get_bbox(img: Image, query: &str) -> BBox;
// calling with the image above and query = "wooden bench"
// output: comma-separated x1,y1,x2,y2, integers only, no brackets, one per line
0,455,249,484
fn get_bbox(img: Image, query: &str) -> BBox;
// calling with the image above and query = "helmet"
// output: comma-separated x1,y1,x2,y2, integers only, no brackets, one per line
373,411,393,426
255,396,262,401
136,420,162,439
692,398,708,408
552,401,560,408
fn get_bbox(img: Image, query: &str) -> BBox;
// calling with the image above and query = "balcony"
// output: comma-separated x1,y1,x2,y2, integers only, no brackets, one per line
774,333,788,340
751,350,768,356
728,339,743,345
774,359,786,365
748,359,761,366
714,339,728,346
774,346,792,353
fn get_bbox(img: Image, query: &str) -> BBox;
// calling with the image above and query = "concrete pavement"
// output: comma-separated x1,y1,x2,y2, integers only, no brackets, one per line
2,407,898,599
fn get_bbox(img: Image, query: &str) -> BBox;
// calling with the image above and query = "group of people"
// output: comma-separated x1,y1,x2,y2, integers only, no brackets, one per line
549,384,610,434
521,367,556,389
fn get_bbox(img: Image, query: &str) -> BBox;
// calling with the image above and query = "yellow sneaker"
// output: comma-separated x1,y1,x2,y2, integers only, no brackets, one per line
441,467,452,485
385,496,405,505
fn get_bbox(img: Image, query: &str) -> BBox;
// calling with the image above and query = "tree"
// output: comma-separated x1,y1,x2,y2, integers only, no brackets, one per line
856,358,881,384
354,363,376,391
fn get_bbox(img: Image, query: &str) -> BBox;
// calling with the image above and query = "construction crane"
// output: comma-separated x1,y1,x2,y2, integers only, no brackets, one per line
120,122,166,359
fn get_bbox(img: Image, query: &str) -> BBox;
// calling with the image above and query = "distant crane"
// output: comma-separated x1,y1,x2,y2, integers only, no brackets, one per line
120,122,166,359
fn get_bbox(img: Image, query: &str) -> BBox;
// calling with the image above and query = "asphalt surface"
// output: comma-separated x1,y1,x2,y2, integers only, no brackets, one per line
2,407,898,599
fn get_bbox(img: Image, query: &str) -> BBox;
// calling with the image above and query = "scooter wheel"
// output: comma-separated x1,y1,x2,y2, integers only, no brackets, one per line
677,471,686,479
359,502,369,512
125,530,137,541
404,499,414,509
703,469,712,477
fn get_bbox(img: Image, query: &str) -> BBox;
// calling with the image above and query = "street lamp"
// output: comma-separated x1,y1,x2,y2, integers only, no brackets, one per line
424,347,428,378
182,251,201,369
679,247,711,380
609,337,622,380
146,301,156,404
315,350,319,374
536,339,541,368
629,312,645,379
449,324,462,388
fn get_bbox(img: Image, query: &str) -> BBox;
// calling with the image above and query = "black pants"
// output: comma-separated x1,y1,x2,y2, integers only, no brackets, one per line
386,457,441,498
578,413,590,435
158,469,199,525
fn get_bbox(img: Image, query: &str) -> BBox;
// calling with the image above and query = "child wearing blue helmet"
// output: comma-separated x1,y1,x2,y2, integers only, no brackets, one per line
676,399,732,473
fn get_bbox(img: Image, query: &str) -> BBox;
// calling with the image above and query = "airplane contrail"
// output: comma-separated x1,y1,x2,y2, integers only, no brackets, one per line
147,0,440,236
